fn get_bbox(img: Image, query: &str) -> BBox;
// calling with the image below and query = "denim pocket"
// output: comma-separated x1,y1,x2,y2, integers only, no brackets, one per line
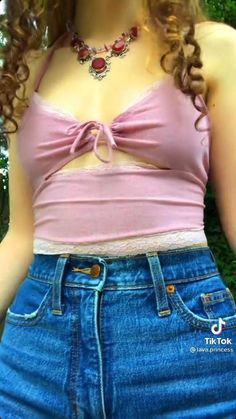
201,286,236,319
167,273,236,331
5,276,52,327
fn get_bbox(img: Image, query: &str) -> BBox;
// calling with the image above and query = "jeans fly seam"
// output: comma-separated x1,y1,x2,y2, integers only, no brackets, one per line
94,291,107,418
68,300,81,419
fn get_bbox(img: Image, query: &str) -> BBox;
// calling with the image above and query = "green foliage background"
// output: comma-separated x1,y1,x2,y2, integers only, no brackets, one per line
0,1,236,300
204,0,236,28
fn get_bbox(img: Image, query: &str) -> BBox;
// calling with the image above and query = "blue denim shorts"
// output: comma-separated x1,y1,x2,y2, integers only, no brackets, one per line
0,245,236,419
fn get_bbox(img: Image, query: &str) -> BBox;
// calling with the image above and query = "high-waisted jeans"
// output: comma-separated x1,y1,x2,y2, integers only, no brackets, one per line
0,245,236,418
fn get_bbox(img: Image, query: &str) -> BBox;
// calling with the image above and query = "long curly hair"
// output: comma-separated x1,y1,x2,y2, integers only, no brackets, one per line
0,0,210,139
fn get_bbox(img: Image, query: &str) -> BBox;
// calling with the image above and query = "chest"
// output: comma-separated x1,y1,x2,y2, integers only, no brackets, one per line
25,28,211,174
34,30,210,125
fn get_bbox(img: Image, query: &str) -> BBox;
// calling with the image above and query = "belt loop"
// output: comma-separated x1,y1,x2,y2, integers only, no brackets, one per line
146,251,171,317
51,254,69,316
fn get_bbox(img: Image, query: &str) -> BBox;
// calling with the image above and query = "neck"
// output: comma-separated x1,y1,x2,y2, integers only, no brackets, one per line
73,0,145,43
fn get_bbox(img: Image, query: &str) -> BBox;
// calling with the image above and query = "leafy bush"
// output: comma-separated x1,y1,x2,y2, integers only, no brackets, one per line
203,0,236,28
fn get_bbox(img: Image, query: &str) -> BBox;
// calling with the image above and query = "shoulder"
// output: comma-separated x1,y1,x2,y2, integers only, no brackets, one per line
23,48,50,95
11,48,50,124
195,19,236,38
194,20,236,80
195,20,236,53
192,20,236,103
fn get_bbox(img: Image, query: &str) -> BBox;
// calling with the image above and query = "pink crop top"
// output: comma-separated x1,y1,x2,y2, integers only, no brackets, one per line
17,31,211,244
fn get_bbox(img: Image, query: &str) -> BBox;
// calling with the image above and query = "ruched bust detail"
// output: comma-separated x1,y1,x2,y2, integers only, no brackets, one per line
16,31,211,244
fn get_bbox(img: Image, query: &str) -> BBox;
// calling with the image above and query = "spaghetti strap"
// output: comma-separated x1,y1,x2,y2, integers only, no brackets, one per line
34,31,69,92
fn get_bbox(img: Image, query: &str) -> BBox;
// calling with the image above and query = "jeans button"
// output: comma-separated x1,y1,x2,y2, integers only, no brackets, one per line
166,284,175,293
90,264,101,278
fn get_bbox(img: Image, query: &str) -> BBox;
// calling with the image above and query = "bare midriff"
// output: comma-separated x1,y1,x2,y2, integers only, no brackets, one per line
57,128,168,172
57,145,163,173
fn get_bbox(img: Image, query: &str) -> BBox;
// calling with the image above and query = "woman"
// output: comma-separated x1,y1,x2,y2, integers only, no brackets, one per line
0,0,236,417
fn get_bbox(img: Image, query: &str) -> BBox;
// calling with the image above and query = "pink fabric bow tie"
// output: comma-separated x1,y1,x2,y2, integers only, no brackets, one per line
68,121,118,163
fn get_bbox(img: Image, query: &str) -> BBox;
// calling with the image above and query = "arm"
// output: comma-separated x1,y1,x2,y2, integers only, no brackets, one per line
0,125,35,323
0,232,34,322
0,49,47,323
204,23,236,255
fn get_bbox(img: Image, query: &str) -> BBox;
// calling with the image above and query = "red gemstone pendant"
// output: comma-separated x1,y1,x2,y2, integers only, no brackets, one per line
89,56,111,80
78,46,90,60
91,57,107,73
112,40,126,54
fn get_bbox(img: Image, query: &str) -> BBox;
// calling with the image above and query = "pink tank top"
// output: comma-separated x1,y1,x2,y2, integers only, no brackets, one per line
17,31,211,245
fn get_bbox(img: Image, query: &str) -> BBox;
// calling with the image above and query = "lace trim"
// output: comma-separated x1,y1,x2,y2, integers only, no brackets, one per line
33,228,208,256
55,161,165,175
33,92,78,121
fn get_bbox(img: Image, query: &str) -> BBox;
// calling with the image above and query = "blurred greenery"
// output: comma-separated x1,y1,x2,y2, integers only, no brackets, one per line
203,0,236,28
0,0,236,322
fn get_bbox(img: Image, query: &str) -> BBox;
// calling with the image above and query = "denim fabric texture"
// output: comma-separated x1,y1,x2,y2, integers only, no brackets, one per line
0,245,236,418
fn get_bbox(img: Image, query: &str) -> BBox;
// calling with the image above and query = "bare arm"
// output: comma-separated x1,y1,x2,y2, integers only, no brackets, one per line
204,23,236,255
0,49,47,323
0,128,35,323
0,232,34,321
